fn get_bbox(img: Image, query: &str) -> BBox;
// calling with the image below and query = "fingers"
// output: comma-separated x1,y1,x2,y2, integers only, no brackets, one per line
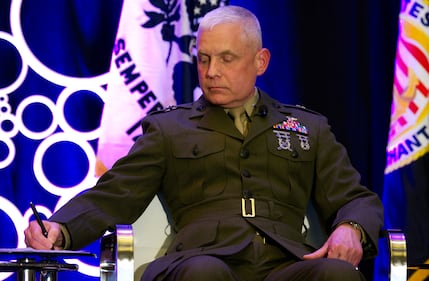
303,244,328,260
327,224,363,266
327,242,363,266
303,225,363,267
304,244,362,267
24,220,61,250
24,221,50,249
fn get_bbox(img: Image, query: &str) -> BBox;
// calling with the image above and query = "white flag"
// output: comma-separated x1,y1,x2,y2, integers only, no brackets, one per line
96,0,227,175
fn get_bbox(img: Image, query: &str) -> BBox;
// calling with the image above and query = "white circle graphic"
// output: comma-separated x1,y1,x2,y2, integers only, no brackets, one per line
0,114,19,138
0,31,28,95
56,86,106,141
0,103,11,115
15,95,57,140
0,137,15,169
9,0,111,87
33,132,96,195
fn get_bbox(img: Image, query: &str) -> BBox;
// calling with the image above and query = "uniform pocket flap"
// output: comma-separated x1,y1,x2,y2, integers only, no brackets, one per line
168,220,219,253
172,133,225,159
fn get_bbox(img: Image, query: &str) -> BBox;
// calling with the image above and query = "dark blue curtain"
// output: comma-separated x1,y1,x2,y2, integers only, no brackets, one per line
0,1,400,280
232,0,400,197
230,2,400,278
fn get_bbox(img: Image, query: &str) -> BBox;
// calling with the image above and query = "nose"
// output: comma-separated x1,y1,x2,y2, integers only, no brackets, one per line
206,59,220,78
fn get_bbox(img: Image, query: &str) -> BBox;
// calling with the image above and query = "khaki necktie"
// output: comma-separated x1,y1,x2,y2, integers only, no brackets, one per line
229,107,248,136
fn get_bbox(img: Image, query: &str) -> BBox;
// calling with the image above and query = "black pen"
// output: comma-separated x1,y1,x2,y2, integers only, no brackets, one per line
30,202,48,238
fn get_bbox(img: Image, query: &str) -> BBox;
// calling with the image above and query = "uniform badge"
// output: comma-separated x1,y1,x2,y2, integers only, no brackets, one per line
273,130,293,151
273,116,308,134
273,116,310,151
297,134,310,150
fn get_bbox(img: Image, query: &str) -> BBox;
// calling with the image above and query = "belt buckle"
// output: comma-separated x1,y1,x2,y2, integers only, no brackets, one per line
241,197,255,217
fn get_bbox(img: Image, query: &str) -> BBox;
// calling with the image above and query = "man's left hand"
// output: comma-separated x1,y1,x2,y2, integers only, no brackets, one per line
302,223,363,266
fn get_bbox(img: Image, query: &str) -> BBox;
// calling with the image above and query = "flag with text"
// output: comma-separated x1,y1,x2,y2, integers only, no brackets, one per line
382,1,429,280
96,0,228,175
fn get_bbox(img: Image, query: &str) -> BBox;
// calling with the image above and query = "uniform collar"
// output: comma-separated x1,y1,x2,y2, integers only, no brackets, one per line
190,89,285,139
224,88,259,119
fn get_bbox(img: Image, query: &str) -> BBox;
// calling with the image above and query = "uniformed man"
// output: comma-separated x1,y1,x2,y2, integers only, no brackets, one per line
25,5,383,281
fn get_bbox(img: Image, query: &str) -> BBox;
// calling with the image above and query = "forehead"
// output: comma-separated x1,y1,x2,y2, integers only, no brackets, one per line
197,23,247,53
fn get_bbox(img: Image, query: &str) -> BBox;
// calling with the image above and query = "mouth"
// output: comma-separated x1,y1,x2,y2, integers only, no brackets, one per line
207,86,225,91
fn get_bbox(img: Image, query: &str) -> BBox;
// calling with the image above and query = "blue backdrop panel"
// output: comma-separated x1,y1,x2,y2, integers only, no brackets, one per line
0,1,121,280
0,1,401,281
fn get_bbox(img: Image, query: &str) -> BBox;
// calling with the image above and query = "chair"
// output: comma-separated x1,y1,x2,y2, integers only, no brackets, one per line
99,197,407,281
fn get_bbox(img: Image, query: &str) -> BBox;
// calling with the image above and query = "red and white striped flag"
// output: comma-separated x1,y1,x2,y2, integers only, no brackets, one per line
385,1,429,174
382,1,429,280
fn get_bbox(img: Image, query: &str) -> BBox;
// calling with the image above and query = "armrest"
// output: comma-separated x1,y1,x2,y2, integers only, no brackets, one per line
100,225,134,281
382,229,407,281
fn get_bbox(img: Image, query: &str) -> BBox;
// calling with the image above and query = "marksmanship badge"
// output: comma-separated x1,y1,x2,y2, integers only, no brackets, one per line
273,130,293,151
297,134,310,150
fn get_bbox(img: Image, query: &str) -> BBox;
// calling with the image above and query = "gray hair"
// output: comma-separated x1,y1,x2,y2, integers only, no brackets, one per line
198,6,262,50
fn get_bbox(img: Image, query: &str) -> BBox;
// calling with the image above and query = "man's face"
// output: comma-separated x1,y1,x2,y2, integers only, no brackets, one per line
196,23,269,108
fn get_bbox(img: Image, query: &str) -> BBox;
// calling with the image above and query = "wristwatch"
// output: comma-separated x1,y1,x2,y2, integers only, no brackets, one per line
345,221,366,244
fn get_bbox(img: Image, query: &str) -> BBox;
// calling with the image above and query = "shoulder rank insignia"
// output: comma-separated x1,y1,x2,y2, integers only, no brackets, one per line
273,116,310,151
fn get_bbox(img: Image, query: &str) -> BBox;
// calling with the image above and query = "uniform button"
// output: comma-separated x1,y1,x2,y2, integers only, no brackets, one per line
291,149,299,158
240,148,249,158
192,145,199,156
241,169,251,178
243,189,253,198
175,243,183,251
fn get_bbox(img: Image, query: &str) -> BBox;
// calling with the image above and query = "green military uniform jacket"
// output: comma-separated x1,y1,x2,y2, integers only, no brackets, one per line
50,89,383,280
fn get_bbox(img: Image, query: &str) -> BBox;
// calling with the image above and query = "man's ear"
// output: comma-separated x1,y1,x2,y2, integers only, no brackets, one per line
255,48,271,75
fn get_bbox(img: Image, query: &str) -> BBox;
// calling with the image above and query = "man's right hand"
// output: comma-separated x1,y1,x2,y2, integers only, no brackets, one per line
24,220,63,250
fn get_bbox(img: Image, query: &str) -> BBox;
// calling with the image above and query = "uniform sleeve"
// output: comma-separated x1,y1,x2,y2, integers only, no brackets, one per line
49,115,167,249
311,114,383,258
